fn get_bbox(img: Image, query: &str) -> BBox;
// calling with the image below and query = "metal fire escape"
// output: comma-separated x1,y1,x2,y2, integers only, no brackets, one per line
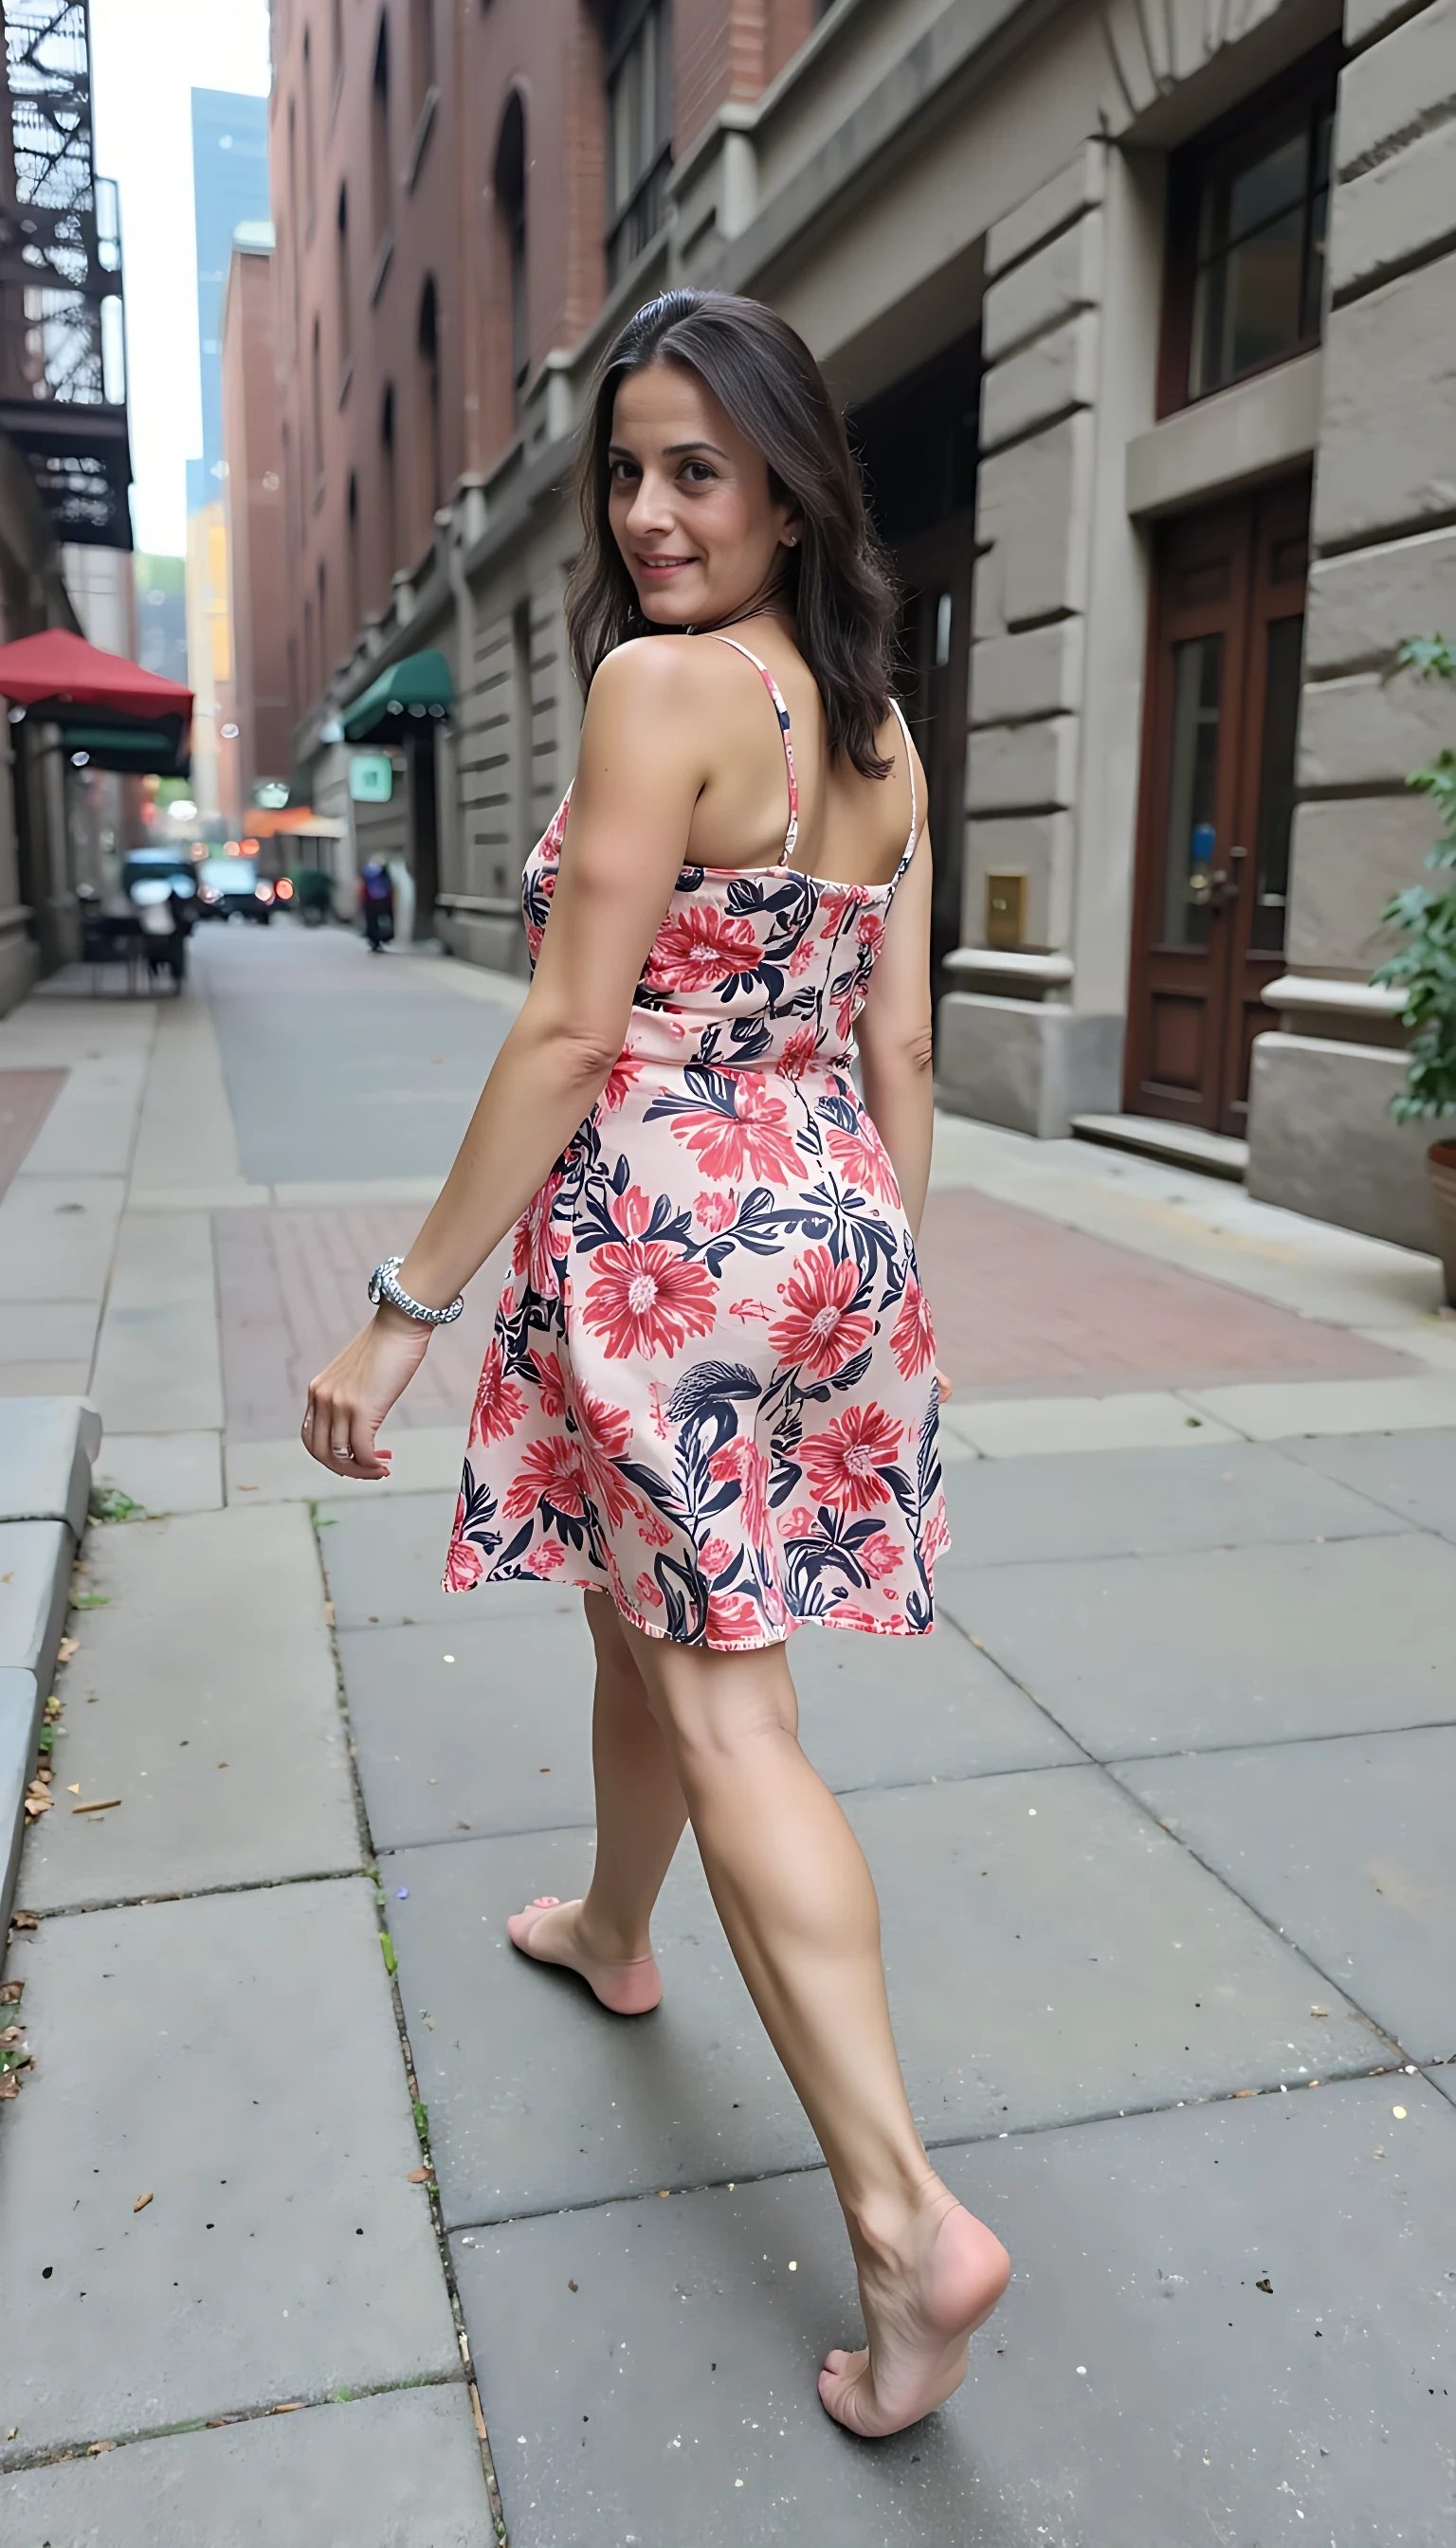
0,0,132,549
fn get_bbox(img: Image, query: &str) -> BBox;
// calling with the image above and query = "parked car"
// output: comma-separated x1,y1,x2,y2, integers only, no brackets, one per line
121,847,198,908
193,857,274,924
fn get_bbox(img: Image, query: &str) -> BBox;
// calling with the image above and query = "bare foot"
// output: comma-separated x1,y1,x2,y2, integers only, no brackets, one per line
505,1896,663,2016
818,2187,1010,2437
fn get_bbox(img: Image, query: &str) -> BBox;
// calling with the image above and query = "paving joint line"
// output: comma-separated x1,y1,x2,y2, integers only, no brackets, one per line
0,2368,468,2479
441,2060,1437,2239
306,1507,508,2543
1101,1710,1456,1769
10,1863,369,1926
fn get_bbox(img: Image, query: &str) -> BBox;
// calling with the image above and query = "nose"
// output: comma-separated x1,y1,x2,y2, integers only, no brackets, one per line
624,468,674,539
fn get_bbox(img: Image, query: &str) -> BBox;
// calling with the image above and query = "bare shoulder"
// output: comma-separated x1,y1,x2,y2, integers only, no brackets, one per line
587,634,722,716
879,704,927,833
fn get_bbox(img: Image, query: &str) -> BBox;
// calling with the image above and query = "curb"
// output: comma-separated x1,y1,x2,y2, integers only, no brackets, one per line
0,1400,102,1934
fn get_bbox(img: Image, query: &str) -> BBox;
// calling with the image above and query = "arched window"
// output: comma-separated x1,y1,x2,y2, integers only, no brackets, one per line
380,383,398,593
336,183,351,370
302,27,316,229
310,316,323,487
370,14,391,249
417,274,441,527
495,93,527,410
410,0,436,124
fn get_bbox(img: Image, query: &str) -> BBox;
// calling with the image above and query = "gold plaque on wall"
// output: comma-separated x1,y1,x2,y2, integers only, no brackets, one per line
985,870,1027,948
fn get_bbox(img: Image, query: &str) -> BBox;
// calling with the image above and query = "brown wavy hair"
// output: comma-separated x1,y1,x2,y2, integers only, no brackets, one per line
565,289,899,777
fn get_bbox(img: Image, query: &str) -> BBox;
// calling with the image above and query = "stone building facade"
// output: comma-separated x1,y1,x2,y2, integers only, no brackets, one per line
271,0,1456,1251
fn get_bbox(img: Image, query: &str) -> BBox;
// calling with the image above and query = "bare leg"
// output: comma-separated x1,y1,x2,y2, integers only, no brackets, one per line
618,1619,1010,2437
507,1593,690,2014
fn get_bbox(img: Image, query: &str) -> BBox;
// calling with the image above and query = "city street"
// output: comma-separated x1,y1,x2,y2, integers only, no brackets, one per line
1,921,1453,2542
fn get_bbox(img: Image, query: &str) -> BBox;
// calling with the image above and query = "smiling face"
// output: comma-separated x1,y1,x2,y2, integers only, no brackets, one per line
607,359,798,628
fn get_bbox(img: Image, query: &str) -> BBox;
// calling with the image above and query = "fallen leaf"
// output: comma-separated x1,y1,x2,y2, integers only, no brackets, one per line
0,2075,17,2100
5,2427,15,2441
1233,2088,1257,2098
323,1600,336,1626
57,1637,79,1665
10,1911,37,1931
66,1783,81,1794
1254,2277,1273,2294
73,1797,122,1814
24,1787,52,1818
134,2192,154,2212
568,2278,578,2292
0,1979,22,2004
273,2402,303,2413
407,2167,432,2184
217,1761,228,1770
86,2439,116,2454
0,2025,22,2046
1310,2006,1328,2018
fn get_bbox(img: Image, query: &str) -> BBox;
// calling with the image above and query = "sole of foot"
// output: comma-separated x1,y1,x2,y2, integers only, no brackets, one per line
818,2201,1011,2438
506,1896,664,2016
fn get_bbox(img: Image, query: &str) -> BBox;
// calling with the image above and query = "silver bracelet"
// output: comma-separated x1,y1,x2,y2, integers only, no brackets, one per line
368,1255,464,1327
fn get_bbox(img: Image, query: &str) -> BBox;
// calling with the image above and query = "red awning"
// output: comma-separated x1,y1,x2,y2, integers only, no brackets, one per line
0,628,192,719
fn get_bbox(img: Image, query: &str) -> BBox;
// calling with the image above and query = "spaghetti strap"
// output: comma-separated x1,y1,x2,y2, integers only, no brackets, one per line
888,699,919,882
704,633,799,864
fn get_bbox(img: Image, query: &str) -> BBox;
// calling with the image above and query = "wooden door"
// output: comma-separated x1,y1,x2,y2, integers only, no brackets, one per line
1125,474,1309,1135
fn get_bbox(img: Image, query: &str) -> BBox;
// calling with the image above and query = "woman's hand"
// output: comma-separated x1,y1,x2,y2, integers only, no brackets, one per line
302,1305,432,1481
936,1368,953,1404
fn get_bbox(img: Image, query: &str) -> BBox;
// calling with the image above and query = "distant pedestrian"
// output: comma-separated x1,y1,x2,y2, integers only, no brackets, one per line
358,859,394,953
302,287,1002,2440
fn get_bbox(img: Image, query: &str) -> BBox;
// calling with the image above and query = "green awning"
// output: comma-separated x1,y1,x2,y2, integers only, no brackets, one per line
342,647,453,740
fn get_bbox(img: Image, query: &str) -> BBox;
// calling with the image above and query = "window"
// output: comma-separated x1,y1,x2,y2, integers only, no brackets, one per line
1162,49,1338,410
302,27,316,228
346,471,360,633
605,0,671,284
410,0,436,121
417,275,441,523
380,384,398,592
310,317,323,486
331,0,344,96
286,99,300,335
371,13,391,248
336,184,351,370
495,93,528,407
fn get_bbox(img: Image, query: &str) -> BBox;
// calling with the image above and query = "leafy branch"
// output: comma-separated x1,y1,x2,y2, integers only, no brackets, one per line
1372,637,1456,1123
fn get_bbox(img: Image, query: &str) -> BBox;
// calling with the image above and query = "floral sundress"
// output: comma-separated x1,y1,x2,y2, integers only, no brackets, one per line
445,636,948,1650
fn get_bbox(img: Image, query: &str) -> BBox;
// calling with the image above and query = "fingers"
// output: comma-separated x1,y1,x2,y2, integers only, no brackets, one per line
300,1384,391,1483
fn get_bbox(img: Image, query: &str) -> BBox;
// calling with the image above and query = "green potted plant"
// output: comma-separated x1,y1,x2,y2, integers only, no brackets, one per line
1372,636,1456,1303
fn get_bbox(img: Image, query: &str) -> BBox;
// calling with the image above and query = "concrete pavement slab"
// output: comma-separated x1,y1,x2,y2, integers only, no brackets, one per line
455,2075,1456,2548
1118,1727,1456,2063
228,1427,467,1504
342,1614,1081,1850
387,1768,1379,2227
0,1879,461,2453
936,1438,1409,1571
0,1358,93,1396
18,1504,359,1912
1182,1373,1456,1438
1275,1425,1456,1541
18,1048,147,1178
1,1665,39,1932
92,1429,224,1515
0,1174,124,1303
1427,2064,1456,2109
0,1301,100,1363
942,1532,1456,1756
943,1390,1243,1457
88,1210,224,1434
0,1519,72,1679
316,1489,577,1628
0,2384,495,2545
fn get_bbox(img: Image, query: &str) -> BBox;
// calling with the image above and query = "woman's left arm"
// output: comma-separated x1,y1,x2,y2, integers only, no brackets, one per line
303,641,707,1479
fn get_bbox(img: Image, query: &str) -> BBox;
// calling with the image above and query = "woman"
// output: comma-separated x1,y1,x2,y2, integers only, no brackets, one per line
303,288,1010,2436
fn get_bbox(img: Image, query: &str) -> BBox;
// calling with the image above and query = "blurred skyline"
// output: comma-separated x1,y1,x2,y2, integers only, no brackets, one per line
89,0,270,559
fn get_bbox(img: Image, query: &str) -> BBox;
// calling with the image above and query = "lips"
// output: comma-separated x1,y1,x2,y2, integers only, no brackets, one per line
636,555,696,574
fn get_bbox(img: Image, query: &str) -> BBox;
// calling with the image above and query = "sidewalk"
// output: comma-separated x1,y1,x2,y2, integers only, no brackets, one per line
2,922,1453,2544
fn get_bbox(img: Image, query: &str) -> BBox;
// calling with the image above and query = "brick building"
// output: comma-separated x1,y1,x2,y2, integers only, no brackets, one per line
268,0,1456,1250
220,226,292,810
